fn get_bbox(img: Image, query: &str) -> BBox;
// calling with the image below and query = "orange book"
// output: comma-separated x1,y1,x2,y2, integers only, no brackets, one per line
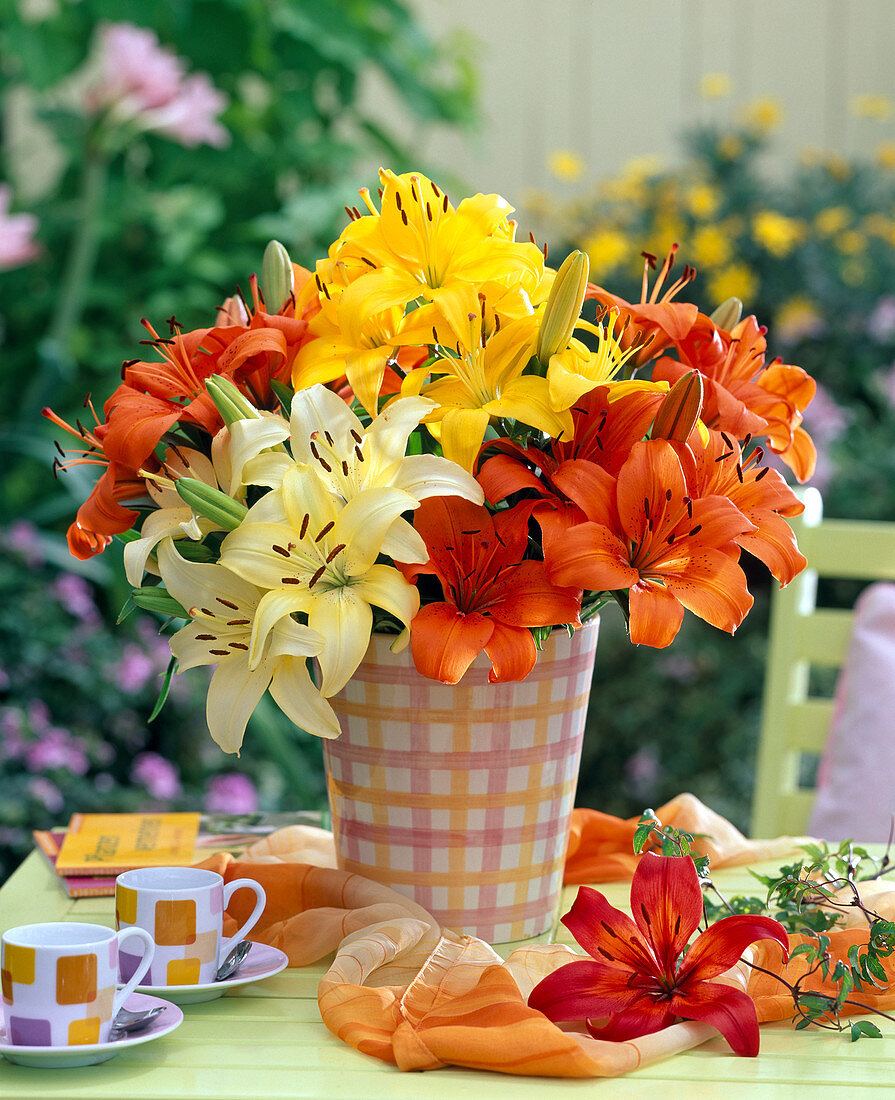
55,812,201,876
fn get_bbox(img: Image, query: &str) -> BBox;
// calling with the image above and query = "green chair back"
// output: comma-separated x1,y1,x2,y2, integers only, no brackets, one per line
751,489,895,837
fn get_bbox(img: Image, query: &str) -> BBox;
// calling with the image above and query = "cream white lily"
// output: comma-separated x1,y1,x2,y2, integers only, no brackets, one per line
231,384,484,562
156,539,340,753
219,463,421,697
123,436,235,587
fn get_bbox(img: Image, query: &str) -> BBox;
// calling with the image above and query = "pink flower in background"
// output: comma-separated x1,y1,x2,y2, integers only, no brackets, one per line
4,520,44,568
868,296,895,342
51,573,99,625
205,773,259,814
132,752,182,800
29,777,64,814
142,73,229,148
24,728,90,775
0,186,39,271
83,22,229,148
109,643,158,693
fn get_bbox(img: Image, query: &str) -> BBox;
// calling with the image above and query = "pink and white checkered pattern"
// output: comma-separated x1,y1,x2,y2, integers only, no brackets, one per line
324,620,599,944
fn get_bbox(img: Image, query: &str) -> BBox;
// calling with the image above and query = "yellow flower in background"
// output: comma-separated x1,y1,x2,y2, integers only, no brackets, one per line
648,215,687,258
685,183,720,219
690,224,733,268
707,263,758,307
836,230,867,256
739,97,783,132
775,296,825,343
842,259,866,286
850,94,894,120
864,214,895,246
815,207,850,236
582,227,630,280
624,155,663,179
700,72,732,99
718,134,743,160
548,150,585,182
876,142,895,169
752,210,805,257
824,154,851,181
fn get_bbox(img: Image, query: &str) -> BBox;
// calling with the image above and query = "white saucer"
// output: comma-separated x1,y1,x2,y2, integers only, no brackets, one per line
133,941,289,1004
0,993,182,1069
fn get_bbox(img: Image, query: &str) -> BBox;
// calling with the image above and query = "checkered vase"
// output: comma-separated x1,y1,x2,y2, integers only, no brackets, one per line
324,618,599,944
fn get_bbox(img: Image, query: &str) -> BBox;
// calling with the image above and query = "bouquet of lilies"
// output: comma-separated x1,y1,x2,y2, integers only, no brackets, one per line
47,168,815,754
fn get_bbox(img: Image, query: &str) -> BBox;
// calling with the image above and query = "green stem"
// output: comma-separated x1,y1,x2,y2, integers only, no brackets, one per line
30,150,108,413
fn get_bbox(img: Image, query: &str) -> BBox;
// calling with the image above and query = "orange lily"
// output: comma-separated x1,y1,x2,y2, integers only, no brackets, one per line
584,245,699,369
42,401,155,559
653,313,817,481
529,853,789,1056
400,496,582,684
544,439,756,647
690,430,807,586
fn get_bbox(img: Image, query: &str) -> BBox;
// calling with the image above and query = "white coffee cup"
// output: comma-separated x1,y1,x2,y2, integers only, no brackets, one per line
1,921,154,1046
115,866,265,986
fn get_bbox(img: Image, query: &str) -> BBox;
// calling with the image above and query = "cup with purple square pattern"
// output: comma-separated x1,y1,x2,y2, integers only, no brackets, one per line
1,921,154,1047
115,866,265,987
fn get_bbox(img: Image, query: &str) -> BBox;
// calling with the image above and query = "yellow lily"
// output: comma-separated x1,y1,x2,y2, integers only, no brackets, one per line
400,290,573,471
545,313,638,412
219,464,421,696
155,539,339,754
333,169,546,337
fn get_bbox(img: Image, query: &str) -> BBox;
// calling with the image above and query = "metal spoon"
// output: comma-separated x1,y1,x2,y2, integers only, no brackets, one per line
111,1005,165,1035
215,939,252,982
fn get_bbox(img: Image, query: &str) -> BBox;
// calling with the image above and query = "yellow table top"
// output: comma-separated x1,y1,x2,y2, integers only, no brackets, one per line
0,851,892,1098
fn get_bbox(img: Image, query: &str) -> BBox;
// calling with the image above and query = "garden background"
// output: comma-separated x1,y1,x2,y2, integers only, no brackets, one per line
2,0,895,881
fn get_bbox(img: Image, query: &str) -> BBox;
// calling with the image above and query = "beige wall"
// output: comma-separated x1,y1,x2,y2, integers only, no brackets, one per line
366,0,895,201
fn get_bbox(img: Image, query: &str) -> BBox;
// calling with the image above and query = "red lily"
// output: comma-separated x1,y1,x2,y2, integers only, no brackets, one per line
584,246,699,368
528,853,789,1056
544,438,756,647
401,496,582,684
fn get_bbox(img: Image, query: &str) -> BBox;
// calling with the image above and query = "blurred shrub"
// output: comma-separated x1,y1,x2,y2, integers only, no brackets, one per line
535,110,895,522
0,0,475,879
536,109,895,827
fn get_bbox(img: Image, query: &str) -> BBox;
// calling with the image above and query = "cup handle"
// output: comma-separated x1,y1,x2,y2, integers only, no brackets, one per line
219,878,267,962
113,927,155,1016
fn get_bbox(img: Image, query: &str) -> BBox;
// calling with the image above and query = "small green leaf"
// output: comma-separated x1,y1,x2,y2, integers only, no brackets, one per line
850,1020,883,1041
148,656,179,722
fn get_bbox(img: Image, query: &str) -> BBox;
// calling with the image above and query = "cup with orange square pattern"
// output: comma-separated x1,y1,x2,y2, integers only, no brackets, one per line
114,867,265,987
1,921,154,1046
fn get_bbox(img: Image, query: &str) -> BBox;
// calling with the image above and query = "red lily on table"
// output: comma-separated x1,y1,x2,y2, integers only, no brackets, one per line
528,853,789,1056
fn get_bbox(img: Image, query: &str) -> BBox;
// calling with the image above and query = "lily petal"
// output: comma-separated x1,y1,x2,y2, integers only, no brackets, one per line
205,655,271,755
268,657,343,740
310,586,374,696
630,854,703,977
667,981,761,1057
409,603,494,685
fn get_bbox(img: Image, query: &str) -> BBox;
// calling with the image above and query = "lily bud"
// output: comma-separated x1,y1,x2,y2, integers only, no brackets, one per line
206,375,262,426
175,477,248,531
651,370,704,442
131,586,189,619
710,296,743,331
536,250,589,364
262,240,294,313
